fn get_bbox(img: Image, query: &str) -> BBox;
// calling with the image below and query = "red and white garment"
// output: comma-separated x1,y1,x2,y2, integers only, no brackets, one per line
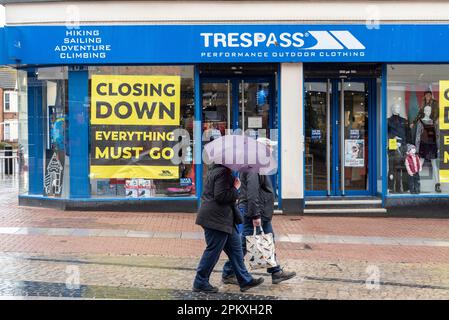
405,154,422,176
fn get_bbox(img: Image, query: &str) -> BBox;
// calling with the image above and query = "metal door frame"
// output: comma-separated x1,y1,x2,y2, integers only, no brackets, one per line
201,76,275,131
304,78,377,197
200,75,278,196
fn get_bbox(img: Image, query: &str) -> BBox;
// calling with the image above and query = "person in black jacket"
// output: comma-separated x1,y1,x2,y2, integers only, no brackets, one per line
221,140,296,285
193,163,264,293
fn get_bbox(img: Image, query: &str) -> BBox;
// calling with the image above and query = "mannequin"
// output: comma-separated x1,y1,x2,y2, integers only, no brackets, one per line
412,91,439,126
405,144,422,194
411,90,438,142
388,104,410,193
415,105,441,193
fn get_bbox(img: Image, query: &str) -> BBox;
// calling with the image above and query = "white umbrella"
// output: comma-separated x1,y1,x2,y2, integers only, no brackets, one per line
203,134,277,175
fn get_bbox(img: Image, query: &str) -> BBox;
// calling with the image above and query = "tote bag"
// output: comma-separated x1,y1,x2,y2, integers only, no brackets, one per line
246,226,277,270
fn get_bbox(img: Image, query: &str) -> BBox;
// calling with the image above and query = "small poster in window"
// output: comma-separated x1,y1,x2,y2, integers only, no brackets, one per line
138,179,156,198
344,139,365,167
311,129,321,141
180,178,193,187
43,150,64,197
388,138,398,150
125,179,139,198
350,129,360,139
248,117,263,129
96,179,116,196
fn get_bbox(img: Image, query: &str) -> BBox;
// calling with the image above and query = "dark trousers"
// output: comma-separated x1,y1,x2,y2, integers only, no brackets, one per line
222,215,282,278
409,173,420,194
388,151,409,193
193,227,253,289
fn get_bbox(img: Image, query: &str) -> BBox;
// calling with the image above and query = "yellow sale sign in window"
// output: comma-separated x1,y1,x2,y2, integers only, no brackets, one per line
439,80,449,183
388,138,398,151
90,75,181,179
91,75,180,126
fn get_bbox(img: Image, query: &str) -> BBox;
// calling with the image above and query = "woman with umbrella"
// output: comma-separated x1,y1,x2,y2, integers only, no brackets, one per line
193,135,265,293
221,137,296,286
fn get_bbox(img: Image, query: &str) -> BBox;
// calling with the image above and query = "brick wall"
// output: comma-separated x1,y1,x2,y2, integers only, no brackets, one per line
0,89,19,143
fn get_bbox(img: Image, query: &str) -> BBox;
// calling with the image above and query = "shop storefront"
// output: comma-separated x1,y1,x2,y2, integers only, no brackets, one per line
2,1,449,214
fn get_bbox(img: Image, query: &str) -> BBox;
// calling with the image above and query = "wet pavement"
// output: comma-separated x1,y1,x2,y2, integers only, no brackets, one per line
0,253,449,300
0,280,279,300
2,226,449,247
1,177,449,299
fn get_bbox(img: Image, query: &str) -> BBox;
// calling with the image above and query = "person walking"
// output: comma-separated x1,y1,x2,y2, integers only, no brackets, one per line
222,139,296,285
193,163,264,293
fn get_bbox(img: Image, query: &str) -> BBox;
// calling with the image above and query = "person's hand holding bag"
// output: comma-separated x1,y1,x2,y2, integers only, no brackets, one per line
234,177,241,190
252,218,262,228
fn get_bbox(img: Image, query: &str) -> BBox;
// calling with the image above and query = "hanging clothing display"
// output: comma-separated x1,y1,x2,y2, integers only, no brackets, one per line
387,114,410,193
410,98,438,143
415,118,438,160
412,98,439,126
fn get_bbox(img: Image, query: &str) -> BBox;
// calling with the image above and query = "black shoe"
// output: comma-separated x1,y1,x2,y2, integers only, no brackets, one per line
436,183,441,193
272,269,297,284
240,277,264,292
192,284,219,294
222,275,239,285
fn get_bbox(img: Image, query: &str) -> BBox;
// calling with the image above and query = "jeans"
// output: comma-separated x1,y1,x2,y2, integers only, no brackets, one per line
222,213,281,278
193,227,253,289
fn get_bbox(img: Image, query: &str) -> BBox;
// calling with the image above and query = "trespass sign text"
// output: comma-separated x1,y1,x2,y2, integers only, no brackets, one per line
200,31,365,50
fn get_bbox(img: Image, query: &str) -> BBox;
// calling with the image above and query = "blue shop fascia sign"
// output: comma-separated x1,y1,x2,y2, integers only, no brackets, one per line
1,24,449,65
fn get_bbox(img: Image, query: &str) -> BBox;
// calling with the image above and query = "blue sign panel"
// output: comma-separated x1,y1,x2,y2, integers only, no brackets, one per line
0,28,6,64
2,24,449,64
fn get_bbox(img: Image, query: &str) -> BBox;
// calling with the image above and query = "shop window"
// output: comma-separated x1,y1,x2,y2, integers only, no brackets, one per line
15,67,70,197
17,70,28,195
387,64,449,195
88,66,195,199
38,67,70,198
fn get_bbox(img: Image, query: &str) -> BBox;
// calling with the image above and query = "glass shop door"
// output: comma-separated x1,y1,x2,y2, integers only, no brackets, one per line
304,79,373,196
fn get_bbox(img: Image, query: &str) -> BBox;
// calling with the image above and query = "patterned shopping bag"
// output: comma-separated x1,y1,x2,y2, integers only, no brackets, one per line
245,226,277,270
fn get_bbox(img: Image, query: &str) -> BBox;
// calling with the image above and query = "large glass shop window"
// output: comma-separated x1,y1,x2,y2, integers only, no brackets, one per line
387,65,449,195
88,66,195,198
17,70,29,195
39,67,70,198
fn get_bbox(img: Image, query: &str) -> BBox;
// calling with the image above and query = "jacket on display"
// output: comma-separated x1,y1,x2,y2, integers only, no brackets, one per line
238,172,275,222
415,119,439,160
405,153,422,176
388,114,411,144
196,164,242,234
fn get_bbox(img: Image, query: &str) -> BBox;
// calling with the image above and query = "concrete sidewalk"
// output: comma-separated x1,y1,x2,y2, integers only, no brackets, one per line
1,185,449,299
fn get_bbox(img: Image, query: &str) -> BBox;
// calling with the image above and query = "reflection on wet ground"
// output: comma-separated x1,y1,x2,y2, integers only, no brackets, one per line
0,279,279,300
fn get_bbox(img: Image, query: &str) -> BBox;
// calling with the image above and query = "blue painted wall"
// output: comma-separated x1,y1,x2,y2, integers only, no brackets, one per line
68,69,90,198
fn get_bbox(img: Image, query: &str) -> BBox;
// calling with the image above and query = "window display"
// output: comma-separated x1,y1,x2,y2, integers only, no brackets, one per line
387,103,411,193
17,70,29,195
88,66,195,198
405,144,422,194
38,67,69,198
387,64,449,195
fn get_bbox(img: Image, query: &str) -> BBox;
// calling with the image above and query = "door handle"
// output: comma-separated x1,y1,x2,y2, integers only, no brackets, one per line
340,79,345,196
